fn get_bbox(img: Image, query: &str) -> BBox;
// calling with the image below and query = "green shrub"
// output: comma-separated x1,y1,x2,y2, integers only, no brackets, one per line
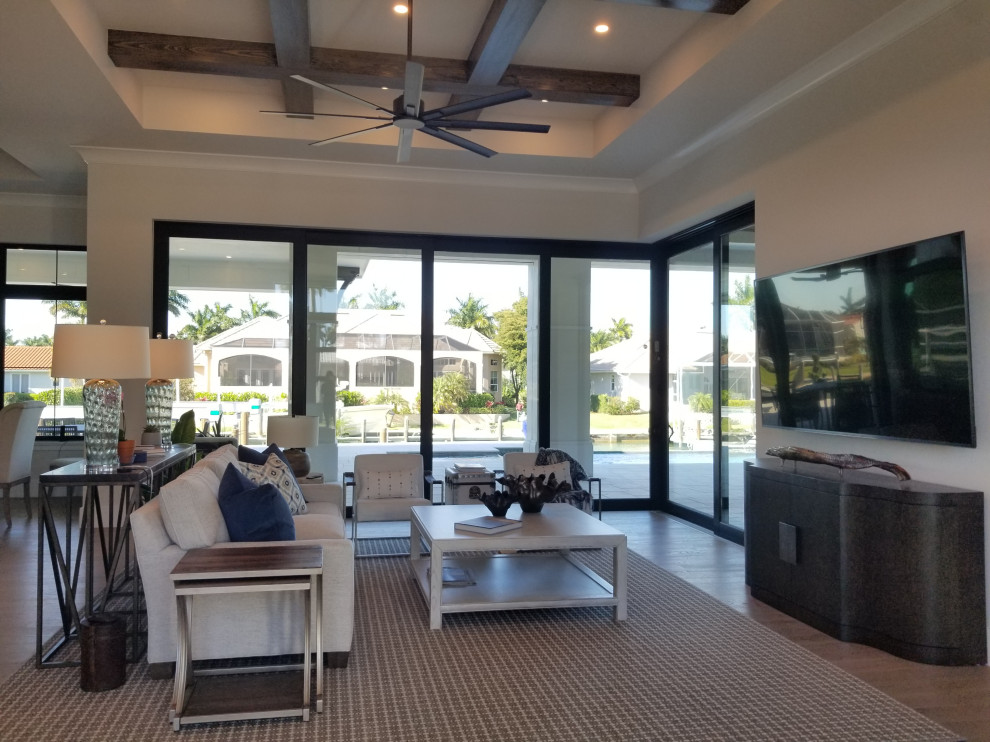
32,387,84,405
590,395,602,413
4,392,35,405
372,389,411,414
218,391,269,403
336,390,365,407
464,392,494,409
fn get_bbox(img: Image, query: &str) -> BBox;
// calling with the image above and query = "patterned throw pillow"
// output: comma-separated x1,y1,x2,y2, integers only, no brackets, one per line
237,453,308,514
535,448,588,485
359,470,417,499
517,462,572,490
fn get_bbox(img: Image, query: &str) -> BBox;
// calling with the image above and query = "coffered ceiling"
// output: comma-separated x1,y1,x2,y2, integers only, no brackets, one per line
0,0,952,196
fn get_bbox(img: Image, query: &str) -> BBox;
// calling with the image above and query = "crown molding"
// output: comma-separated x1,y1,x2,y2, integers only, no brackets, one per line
75,146,638,195
635,0,967,191
0,192,86,209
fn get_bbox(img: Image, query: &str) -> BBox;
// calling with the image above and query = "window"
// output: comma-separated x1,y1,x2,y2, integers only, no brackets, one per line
218,354,282,386
7,373,29,393
489,370,499,393
433,357,476,388
356,356,414,387
3,244,86,438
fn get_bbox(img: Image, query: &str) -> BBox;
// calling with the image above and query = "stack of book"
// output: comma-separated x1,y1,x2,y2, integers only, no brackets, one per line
454,515,522,535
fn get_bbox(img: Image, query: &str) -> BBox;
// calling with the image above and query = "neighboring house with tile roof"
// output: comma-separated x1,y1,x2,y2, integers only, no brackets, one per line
3,345,53,395
191,311,503,405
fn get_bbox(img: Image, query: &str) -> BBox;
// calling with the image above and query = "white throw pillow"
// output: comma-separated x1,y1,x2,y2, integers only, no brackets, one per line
359,470,417,499
237,453,308,514
158,465,230,550
516,461,571,489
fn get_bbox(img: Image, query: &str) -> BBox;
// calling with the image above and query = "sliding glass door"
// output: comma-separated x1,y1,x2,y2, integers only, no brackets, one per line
662,210,755,540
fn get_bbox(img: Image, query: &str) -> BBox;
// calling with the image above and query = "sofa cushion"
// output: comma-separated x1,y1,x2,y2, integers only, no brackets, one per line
198,443,240,481
238,443,292,471
293,511,345,540
237,453,308,514
158,465,230,550
218,464,295,542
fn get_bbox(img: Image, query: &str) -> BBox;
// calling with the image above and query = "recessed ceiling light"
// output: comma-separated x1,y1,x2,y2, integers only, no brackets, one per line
595,23,609,34
225,255,233,259
541,99,548,103
394,3,408,13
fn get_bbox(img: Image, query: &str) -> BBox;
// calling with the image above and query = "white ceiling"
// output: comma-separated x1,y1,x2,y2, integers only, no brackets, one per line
0,0,961,197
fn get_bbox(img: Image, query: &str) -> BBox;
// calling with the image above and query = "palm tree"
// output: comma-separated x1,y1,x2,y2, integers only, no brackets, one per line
609,317,633,341
178,302,236,343
42,300,87,322
365,285,404,310
590,329,614,352
447,294,495,338
168,290,191,317
239,294,279,321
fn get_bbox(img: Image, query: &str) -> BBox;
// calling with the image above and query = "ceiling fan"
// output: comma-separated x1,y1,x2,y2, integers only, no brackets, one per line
265,3,550,163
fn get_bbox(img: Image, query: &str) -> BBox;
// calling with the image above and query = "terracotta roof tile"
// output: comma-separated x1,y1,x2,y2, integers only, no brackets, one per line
4,345,53,371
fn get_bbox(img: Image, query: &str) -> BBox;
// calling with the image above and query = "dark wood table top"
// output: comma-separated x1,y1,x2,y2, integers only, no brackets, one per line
170,544,324,582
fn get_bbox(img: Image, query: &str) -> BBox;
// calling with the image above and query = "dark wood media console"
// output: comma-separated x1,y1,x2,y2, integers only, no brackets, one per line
744,458,986,665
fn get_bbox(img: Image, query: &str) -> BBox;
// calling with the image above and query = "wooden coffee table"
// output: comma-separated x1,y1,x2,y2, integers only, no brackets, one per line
409,503,627,630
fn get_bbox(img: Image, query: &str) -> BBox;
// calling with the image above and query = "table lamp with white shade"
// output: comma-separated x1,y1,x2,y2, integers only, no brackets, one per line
267,415,319,477
52,321,151,472
146,336,194,447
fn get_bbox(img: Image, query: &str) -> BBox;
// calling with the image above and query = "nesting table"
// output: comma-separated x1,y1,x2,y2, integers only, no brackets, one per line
409,503,627,630
168,544,324,730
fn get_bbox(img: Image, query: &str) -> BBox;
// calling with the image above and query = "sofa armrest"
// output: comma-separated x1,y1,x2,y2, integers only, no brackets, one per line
300,481,344,515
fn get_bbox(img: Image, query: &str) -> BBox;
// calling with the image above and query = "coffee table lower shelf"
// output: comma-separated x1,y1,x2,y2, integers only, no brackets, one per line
411,552,620,621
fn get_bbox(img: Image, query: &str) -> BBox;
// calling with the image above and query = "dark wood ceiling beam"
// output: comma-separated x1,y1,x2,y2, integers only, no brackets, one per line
447,0,547,120
269,0,313,115
107,30,639,107
596,0,750,14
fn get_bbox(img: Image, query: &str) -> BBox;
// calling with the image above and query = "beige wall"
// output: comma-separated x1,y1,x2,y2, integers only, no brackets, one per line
638,8,990,644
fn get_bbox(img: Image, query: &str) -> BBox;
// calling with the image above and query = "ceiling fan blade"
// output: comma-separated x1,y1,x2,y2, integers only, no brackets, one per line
403,61,425,117
433,119,550,133
310,123,393,147
261,110,392,122
420,126,497,158
421,88,532,122
396,128,414,163
291,75,392,115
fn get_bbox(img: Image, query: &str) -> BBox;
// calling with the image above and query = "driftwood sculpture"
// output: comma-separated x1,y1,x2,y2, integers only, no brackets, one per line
765,445,911,481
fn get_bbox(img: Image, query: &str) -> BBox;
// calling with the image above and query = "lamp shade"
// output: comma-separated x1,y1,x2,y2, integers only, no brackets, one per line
267,415,319,449
52,322,150,380
149,338,194,379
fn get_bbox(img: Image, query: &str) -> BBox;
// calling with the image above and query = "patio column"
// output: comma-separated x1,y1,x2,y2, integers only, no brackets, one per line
548,258,594,475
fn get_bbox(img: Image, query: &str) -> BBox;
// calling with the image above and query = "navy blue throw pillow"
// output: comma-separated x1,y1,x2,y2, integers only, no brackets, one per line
218,463,295,542
238,443,292,472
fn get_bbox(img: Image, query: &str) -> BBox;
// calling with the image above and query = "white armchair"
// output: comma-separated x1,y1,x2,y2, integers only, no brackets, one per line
501,449,602,518
349,453,432,541
0,401,45,526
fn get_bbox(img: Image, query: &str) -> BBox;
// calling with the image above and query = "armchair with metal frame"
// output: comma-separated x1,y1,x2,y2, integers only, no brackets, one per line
498,450,603,519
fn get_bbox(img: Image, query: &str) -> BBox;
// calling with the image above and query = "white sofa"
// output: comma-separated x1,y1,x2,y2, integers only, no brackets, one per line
131,445,354,678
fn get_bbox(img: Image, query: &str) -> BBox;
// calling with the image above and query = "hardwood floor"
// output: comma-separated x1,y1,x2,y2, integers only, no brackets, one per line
3,500,988,740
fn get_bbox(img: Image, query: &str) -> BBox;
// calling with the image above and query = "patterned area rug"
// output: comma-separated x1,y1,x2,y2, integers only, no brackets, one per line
0,540,961,741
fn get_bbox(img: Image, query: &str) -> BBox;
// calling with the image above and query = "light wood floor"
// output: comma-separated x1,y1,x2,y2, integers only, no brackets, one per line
3,501,988,740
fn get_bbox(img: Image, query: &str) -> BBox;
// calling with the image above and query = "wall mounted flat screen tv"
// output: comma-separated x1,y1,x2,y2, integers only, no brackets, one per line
755,232,975,447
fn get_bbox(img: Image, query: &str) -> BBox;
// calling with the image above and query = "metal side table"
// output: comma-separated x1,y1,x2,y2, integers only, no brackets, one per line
37,444,196,668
